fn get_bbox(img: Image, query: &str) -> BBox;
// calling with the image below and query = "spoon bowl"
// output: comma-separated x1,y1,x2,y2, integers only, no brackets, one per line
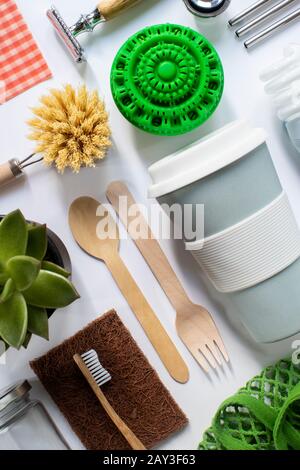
69,197,119,261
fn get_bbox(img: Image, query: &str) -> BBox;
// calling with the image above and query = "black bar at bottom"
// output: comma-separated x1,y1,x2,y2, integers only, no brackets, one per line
0,450,295,467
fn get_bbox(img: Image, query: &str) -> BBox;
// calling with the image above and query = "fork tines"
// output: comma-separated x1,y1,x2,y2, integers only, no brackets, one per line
81,349,111,387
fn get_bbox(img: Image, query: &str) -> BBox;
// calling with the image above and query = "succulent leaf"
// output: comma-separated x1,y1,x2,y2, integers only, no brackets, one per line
27,305,49,340
0,279,15,302
42,261,70,278
26,224,47,260
0,261,8,285
23,270,79,309
0,210,28,263
7,256,41,291
0,292,28,349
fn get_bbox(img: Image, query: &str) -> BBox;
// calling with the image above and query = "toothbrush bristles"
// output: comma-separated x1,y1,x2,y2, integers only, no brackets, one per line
81,349,111,387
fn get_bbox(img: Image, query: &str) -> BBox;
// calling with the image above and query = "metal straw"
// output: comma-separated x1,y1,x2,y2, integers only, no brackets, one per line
229,0,274,26
236,0,297,37
244,7,300,48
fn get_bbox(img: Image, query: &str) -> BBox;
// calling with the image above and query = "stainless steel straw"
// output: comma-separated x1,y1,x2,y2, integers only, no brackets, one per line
244,7,300,48
229,0,274,26
236,0,297,37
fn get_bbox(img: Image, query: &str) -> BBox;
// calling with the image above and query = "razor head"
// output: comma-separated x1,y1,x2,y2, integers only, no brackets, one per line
81,349,112,387
47,5,86,63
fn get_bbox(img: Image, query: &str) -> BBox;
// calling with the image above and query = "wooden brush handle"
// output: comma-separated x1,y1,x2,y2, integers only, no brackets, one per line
0,161,19,187
106,181,191,310
104,252,189,384
98,0,142,20
73,354,146,450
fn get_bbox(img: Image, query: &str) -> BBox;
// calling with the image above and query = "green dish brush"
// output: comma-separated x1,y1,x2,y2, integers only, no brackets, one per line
199,358,300,450
110,24,224,136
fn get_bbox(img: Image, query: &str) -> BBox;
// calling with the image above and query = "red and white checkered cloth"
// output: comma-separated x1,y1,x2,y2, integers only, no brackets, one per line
0,0,52,103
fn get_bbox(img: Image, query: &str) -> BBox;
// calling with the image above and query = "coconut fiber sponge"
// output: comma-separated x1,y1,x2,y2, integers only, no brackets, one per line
30,310,187,450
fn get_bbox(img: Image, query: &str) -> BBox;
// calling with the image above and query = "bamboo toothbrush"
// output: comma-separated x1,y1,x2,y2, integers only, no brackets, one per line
74,350,146,450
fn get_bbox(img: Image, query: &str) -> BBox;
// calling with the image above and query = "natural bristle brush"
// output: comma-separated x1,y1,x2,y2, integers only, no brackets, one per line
0,84,111,189
73,350,146,450
47,0,143,63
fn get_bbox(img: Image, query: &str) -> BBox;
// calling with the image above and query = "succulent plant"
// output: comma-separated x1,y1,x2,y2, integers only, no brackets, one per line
0,210,79,350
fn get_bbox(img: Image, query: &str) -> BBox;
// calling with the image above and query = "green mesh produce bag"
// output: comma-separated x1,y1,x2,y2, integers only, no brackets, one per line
199,358,300,450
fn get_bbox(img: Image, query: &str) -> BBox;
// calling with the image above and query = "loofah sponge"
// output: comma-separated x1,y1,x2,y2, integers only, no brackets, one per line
27,85,111,173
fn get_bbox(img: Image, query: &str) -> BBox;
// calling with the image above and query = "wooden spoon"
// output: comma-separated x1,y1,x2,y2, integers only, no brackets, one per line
69,197,189,384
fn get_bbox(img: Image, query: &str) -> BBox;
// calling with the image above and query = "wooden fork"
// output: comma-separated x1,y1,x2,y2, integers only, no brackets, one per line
106,181,229,373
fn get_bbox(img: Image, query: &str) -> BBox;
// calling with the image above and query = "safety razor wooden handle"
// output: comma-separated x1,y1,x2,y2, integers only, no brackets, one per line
98,0,142,20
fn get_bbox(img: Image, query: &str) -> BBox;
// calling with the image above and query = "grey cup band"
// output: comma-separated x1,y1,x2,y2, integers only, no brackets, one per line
186,192,300,293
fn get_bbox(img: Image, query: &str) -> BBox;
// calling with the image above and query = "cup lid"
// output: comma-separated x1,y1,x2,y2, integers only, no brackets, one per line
0,381,31,412
148,120,267,199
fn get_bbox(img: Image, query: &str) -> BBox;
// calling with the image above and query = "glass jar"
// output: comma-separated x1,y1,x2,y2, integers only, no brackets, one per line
0,381,70,450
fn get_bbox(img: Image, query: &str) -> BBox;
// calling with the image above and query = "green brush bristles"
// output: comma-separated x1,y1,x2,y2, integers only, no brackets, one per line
28,85,111,173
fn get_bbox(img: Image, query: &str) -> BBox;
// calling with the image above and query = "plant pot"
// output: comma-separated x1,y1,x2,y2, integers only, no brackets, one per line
0,217,71,275
148,120,300,343
38,225,72,319
42,226,72,279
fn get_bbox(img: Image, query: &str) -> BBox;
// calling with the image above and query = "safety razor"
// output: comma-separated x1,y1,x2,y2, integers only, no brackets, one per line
47,0,142,63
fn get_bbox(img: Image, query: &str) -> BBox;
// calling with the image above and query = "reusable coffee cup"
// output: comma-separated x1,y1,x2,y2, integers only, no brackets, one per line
148,120,300,343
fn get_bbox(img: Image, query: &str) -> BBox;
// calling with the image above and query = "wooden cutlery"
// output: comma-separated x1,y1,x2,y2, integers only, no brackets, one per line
69,197,189,384
106,181,229,373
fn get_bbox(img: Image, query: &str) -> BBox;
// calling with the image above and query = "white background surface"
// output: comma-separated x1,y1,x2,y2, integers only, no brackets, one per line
1,0,300,450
